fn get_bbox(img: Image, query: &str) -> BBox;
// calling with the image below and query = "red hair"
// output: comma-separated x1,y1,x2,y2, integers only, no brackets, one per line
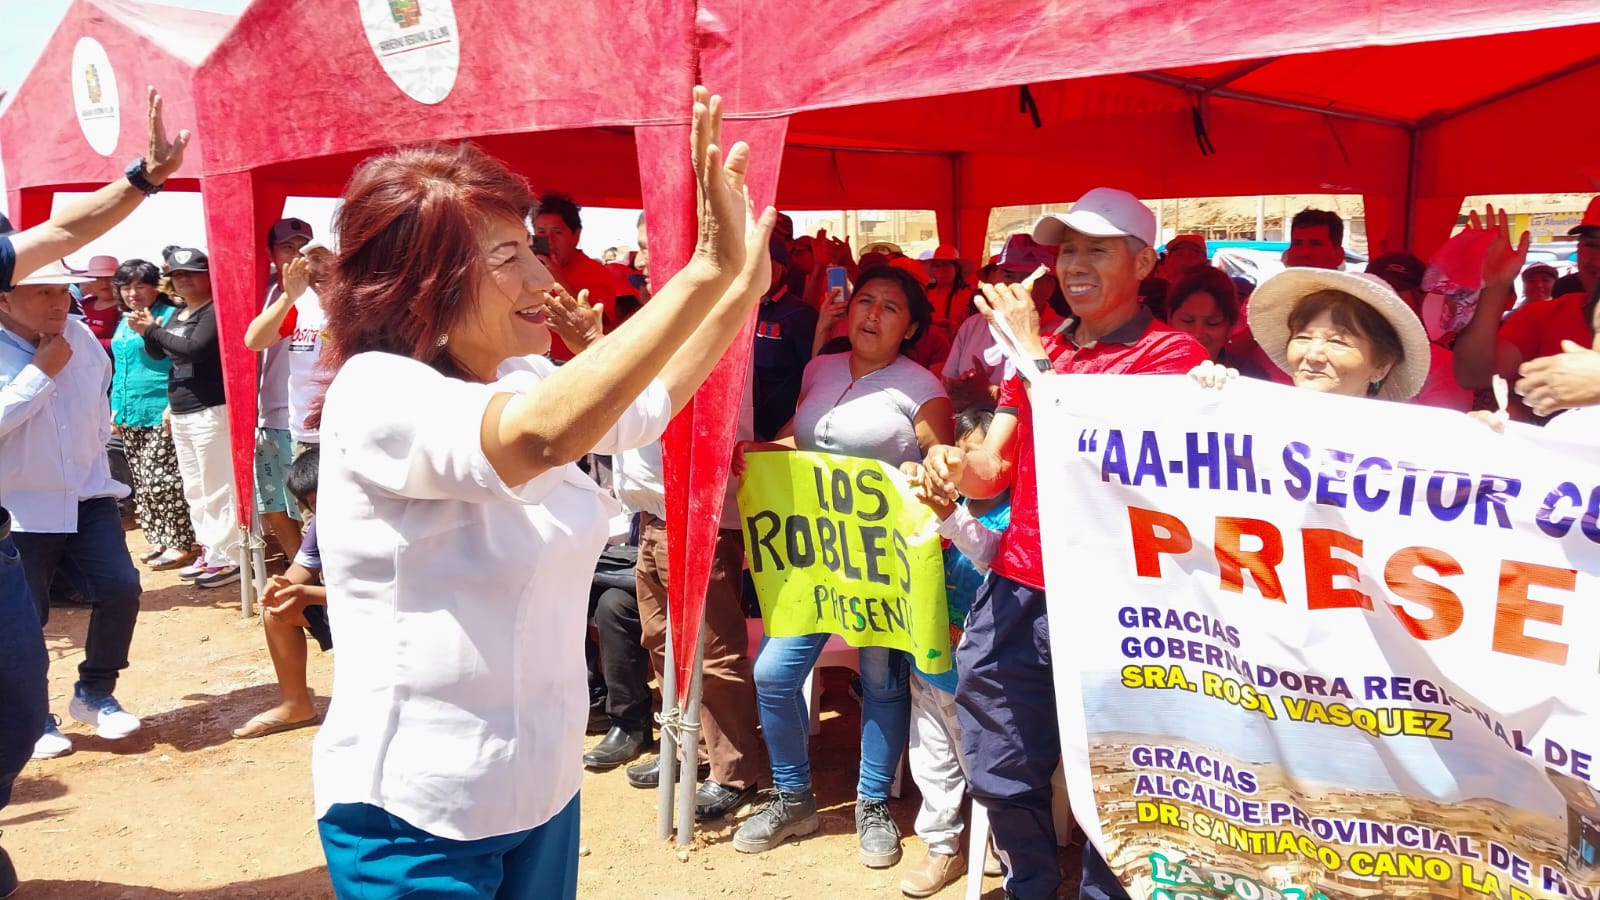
309,143,536,427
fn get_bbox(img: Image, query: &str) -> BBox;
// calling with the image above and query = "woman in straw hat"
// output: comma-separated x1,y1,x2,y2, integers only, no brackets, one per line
1192,267,1430,401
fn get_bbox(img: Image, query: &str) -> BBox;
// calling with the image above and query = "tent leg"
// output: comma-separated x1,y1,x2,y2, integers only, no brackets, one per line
675,624,708,846
656,617,678,842
1403,127,1420,251
239,524,259,619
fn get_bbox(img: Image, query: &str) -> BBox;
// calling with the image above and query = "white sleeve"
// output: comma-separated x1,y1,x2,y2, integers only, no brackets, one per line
905,362,949,411
936,504,1002,572
323,353,564,505
589,378,673,454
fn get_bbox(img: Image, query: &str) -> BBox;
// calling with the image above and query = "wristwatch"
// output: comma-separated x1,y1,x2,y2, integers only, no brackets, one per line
124,158,163,196
1031,358,1053,374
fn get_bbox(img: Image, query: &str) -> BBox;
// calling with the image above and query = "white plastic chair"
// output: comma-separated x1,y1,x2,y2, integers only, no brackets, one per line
965,762,1073,899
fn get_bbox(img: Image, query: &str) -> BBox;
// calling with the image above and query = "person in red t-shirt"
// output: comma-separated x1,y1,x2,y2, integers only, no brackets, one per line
1454,201,1600,423
534,193,614,362
915,188,1207,900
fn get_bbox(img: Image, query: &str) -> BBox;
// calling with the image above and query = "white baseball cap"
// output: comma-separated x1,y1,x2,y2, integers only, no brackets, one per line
13,260,93,287
1033,187,1157,248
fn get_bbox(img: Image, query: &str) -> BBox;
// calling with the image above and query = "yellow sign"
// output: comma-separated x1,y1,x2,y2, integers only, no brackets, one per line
738,450,951,673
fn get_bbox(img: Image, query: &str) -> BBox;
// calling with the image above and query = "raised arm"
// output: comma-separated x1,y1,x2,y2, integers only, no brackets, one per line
482,88,755,485
1453,206,1529,389
244,258,309,351
654,208,778,413
923,408,1018,502
9,87,188,282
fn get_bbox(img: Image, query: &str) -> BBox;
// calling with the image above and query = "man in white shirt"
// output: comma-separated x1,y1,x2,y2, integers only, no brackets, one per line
245,218,317,565
0,86,187,897
1,259,145,756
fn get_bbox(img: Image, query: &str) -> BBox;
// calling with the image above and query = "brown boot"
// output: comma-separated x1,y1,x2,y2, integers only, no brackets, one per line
899,848,964,897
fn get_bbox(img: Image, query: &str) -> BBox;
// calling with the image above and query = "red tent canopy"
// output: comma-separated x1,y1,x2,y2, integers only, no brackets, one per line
189,0,700,556
0,0,233,223
710,4,1600,261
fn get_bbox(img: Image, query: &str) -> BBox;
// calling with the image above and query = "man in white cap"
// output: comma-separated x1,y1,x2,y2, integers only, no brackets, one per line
0,85,188,896
919,187,1208,900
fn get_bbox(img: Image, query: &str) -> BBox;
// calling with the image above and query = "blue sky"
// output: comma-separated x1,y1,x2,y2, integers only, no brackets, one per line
0,0,247,97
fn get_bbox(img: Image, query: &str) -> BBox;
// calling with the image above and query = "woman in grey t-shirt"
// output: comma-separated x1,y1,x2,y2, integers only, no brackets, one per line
733,266,954,868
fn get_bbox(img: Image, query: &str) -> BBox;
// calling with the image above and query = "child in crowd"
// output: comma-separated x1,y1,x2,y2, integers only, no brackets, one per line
899,407,1011,896
233,447,329,739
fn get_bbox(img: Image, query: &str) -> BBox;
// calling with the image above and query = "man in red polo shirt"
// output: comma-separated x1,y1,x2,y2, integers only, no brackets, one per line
1454,200,1600,422
920,188,1207,900
535,193,617,362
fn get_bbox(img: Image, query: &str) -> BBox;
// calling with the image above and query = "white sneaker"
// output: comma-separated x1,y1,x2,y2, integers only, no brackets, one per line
31,718,72,759
69,690,142,739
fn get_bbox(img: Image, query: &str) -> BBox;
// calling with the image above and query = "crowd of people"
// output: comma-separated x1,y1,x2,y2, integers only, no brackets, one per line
2,83,1598,900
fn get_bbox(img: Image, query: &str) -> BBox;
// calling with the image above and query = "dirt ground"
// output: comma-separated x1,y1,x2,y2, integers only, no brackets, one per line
2,530,1044,899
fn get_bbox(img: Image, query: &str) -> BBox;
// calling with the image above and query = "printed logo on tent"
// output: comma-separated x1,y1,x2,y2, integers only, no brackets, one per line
70,38,120,156
360,0,459,105
389,0,422,27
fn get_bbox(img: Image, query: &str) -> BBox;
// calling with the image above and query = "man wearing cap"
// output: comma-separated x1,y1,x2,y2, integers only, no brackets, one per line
785,235,815,298
1158,234,1208,283
1,258,146,746
243,218,315,568
753,236,817,442
534,193,617,362
1455,201,1600,422
1364,253,1473,412
920,188,1208,900
1521,262,1559,304
0,97,186,883
942,235,1061,411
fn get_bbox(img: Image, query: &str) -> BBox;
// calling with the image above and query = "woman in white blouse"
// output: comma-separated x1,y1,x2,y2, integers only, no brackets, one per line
309,89,772,899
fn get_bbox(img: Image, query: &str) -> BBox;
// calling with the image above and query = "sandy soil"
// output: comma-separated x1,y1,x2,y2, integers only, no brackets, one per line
1,533,1048,899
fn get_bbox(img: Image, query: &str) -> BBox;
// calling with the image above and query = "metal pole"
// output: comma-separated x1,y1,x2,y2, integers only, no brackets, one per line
675,624,708,846
1403,127,1421,252
240,524,259,619
656,613,678,841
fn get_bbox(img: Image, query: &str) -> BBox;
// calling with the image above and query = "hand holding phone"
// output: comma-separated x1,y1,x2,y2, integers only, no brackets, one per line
825,265,848,309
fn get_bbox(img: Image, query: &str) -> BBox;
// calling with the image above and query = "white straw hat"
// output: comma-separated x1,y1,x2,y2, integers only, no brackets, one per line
1246,268,1430,401
13,260,94,287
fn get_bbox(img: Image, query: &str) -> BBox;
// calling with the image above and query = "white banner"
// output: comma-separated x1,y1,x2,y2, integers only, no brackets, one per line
1036,375,1600,900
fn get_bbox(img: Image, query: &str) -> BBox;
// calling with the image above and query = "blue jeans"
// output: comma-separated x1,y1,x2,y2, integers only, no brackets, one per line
0,532,48,811
319,793,581,900
11,497,142,697
753,633,909,799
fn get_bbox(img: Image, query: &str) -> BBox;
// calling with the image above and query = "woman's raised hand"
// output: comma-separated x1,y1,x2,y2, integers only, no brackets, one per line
690,86,753,279
1466,204,1530,289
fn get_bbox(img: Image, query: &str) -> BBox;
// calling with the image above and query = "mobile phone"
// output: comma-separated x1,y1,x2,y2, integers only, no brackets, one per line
826,266,848,307
531,234,553,257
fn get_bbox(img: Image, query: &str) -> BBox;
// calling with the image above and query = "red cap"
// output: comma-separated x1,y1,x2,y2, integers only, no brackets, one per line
1568,196,1600,236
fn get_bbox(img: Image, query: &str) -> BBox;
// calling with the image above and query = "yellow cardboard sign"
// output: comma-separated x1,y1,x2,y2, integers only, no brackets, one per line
737,450,951,674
